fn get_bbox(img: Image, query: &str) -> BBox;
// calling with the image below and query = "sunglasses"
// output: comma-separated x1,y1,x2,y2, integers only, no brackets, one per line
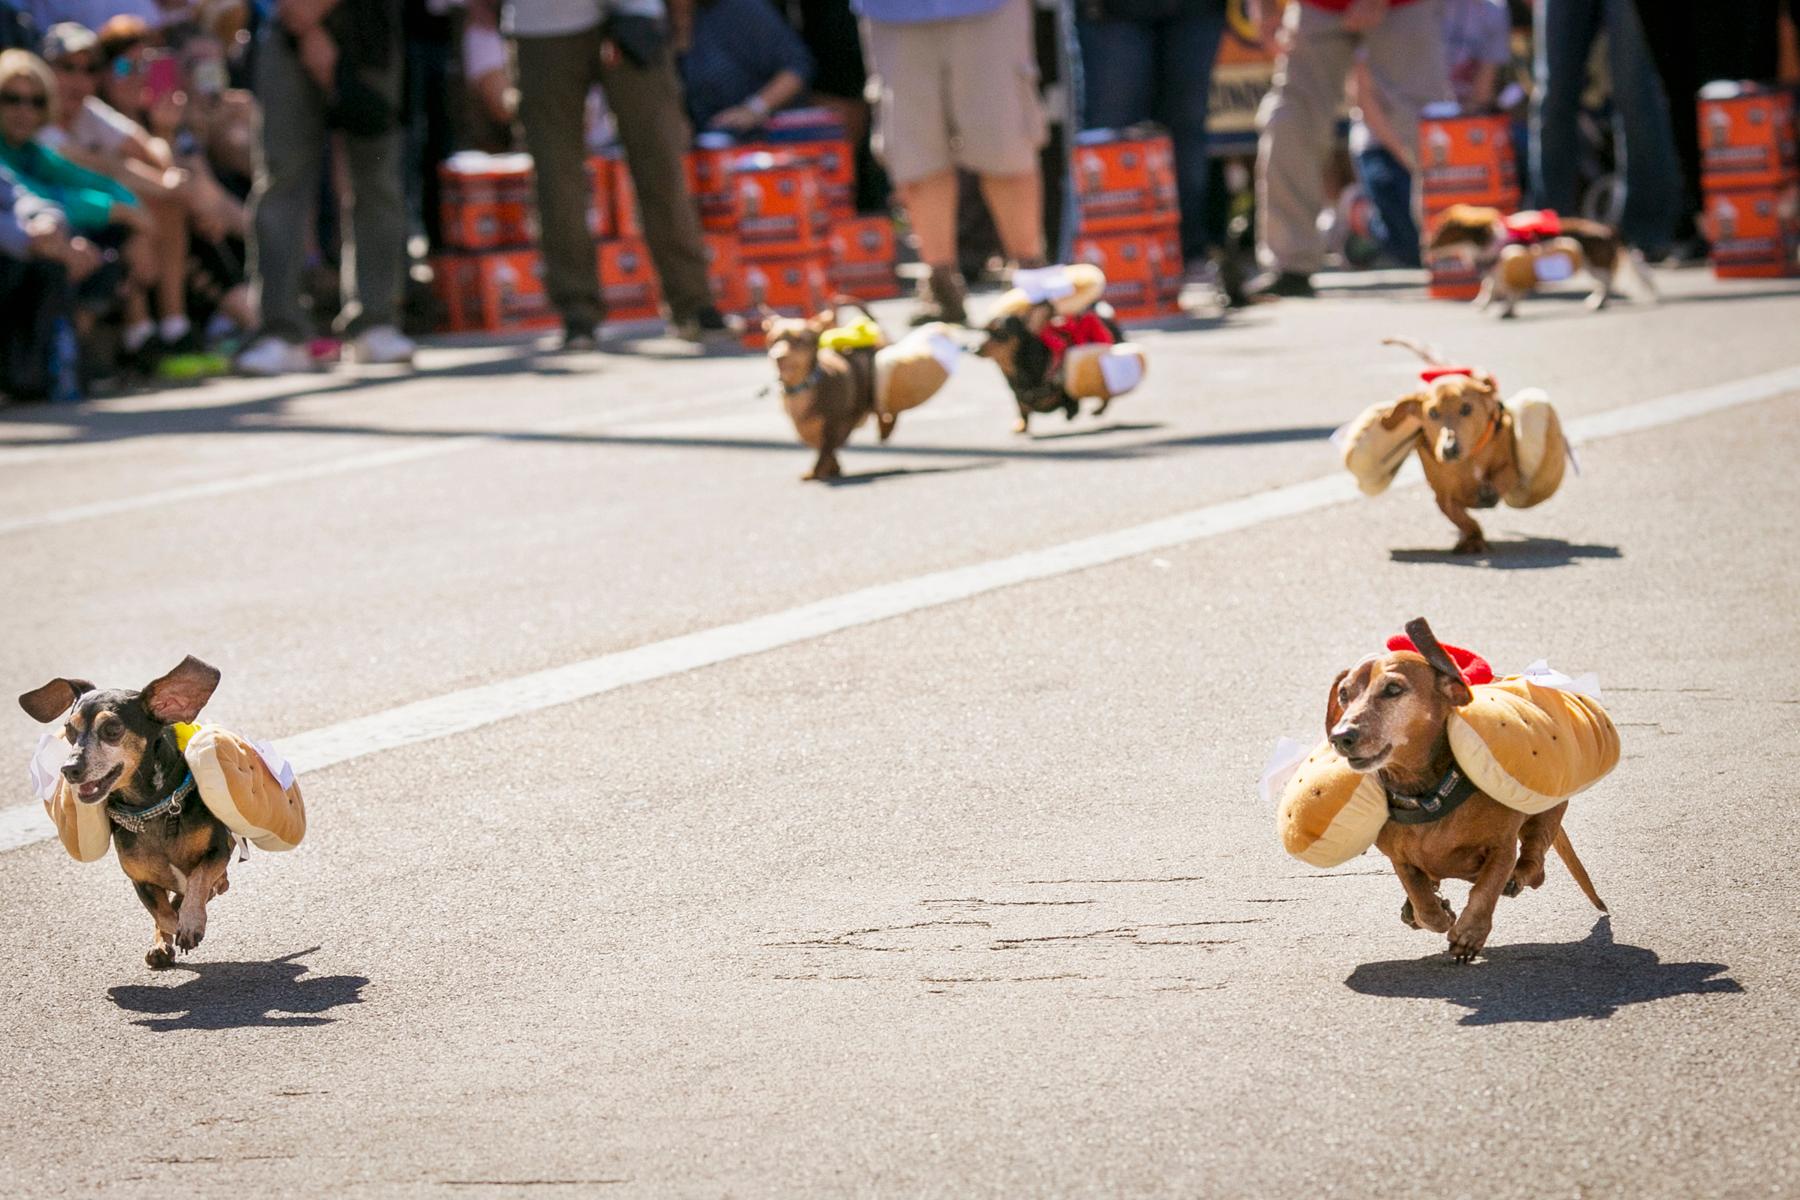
0,90,48,110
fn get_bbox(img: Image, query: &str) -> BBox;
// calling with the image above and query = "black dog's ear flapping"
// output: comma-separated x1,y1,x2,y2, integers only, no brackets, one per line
140,656,222,725
19,678,95,722
1404,617,1473,706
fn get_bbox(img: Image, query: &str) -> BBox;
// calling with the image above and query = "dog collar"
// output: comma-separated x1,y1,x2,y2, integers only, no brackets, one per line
1384,764,1480,825
781,367,822,397
107,772,195,834
1466,405,1505,458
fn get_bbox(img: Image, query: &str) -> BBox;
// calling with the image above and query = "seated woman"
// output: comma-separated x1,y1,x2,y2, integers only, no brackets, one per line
0,47,154,366
679,0,814,134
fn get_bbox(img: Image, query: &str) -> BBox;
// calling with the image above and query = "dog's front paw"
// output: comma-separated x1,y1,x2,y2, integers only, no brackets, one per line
174,915,206,953
1447,915,1492,963
146,945,174,970
1011,418,1029,435
1452,532,1489,556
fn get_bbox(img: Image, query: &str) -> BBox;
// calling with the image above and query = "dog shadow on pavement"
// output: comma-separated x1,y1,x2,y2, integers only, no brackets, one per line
107,947,368,1032
1342,918,1741,1026
1389,538,1622,570
821,462,1001,487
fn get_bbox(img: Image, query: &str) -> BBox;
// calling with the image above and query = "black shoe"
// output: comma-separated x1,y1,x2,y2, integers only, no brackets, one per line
911,265,968,326
560,321,598,353
674,306,740,342
1245,270,1316,300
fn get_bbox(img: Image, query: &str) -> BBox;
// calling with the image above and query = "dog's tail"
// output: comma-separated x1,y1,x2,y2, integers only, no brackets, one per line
1553,828,1608,912
829,294,881,326
1381,336,1446,366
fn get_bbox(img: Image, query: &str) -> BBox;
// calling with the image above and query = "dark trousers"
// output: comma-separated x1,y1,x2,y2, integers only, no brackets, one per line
1531,0,1680,251
1633,0,1783,241
0,255,71,401
1354,144,1421,267
1076,3,1228,264
514,29,712,328
405,36,455,250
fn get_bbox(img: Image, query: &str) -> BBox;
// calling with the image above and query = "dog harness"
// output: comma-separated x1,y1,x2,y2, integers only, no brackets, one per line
1037,311,1115,370
1502,209,1563,244
106,771,195,834
1383,763,1481,825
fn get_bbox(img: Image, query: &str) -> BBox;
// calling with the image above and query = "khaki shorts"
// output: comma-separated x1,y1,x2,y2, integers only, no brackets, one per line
862,0,1048,186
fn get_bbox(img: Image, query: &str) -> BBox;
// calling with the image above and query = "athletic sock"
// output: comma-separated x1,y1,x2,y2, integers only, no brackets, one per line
158,314,192,344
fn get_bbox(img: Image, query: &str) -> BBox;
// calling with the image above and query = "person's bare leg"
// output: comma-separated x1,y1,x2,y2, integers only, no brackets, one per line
978,169,1045,265
898,169,966,323
900,169,958,267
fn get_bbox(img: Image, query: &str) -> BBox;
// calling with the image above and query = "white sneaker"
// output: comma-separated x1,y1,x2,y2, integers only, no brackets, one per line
350,325,416,366
235,336,313,377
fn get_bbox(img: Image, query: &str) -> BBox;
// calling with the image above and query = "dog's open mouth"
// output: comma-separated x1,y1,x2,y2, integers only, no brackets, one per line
1344,745,1392,772
74,764,122,803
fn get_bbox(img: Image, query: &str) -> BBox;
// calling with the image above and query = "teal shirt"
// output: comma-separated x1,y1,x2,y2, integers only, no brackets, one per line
0,138,136,234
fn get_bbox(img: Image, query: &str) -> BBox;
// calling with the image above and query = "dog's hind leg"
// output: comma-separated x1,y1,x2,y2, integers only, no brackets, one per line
1585,267,1613,311
1012,401,1031,436
133,882,179,969
1508,802,1566,896
876,412,897,443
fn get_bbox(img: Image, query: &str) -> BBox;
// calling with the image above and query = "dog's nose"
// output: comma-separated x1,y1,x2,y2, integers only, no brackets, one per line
60,761,82,782
1438,437,1460,461
1330,727,1361,757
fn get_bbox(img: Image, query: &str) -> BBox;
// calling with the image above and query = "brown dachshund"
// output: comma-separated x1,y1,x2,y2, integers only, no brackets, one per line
1326,619,1606,962
20,657,234,968
1384,370,1517,555
1426,204,1657,318
764,305,894,482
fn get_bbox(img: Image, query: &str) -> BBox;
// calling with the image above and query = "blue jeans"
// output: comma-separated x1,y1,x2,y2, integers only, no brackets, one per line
1076,3,1228,264
1531,0,1680,252
1353,144,1421,267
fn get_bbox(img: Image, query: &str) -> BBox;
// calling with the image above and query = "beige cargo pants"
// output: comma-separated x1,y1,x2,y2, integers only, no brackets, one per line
1255,0,1449,276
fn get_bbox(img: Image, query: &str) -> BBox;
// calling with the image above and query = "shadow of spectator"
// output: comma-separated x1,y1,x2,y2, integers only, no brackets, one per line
1343,917,1741,1026
107,946,368,1031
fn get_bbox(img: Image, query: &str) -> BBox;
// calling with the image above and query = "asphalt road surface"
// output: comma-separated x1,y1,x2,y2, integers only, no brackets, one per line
2,269,1797,1199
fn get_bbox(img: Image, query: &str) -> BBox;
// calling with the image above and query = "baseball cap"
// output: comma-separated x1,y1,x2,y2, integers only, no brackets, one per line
41,22,100,63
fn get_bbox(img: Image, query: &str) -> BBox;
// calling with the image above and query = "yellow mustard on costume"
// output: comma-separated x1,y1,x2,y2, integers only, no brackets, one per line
1277,678,1619,864
818,318,884,354
43,724,306,862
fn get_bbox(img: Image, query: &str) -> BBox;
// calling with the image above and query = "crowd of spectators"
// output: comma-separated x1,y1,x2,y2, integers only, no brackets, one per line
0,0,1792,404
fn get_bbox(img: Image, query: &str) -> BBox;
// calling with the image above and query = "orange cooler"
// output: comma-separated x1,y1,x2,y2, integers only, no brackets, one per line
1070,128,1179,234
734,152,825,259
1698,82,1798,191
432,249,560,333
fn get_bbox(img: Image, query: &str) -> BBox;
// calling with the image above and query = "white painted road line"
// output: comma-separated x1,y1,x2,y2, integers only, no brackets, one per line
4,366,1798,854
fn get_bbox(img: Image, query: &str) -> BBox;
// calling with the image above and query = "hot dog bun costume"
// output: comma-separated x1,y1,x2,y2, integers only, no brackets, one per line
991,263,1108,321
873,322,960,417
1272,639,1618,866
1337,371,1570,506
32,721,305,861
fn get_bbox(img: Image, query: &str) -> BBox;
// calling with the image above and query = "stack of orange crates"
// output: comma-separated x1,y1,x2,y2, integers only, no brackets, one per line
1697,82,1799,278
590,149,664,322
1067,127,1183,320
432,153,558,334
1417,103,1520,299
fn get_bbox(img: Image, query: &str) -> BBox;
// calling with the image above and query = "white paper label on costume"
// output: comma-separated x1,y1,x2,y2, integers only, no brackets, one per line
1328,420,1354,454
1098,349,1143,396
1521,660,1603,701
249,739,298,791
1534,252,1576,282
28,729,71,804
1258,736,1310,809
1012,266,1075,303
924,331,961,375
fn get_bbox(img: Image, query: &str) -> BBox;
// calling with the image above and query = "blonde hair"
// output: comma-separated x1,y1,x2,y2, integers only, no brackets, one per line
0,49,58,125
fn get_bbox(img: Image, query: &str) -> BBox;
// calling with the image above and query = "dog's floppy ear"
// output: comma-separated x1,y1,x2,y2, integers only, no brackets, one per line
140,656,221,725
1403,618,1473,707
1022,302,1054,334
19,677,95,722
1325,669,1350,738
1381,392,1425,431
1474,372,1500,397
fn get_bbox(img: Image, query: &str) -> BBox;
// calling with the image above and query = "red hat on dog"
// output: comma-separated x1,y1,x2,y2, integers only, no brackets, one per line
1385,634,1493,685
